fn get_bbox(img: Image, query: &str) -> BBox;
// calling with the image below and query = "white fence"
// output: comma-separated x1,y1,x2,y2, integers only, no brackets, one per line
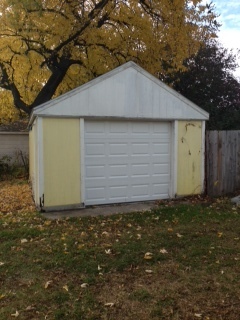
0,132,29,163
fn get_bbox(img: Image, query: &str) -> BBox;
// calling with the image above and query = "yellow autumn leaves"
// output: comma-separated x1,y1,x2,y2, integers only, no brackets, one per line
0,181,36,214
0,0,219,121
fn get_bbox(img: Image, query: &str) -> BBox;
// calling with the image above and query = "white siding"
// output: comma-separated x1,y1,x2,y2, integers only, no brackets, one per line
30,62,209,123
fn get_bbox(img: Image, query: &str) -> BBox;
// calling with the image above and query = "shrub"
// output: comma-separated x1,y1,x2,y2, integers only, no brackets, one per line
0,151,29,180
0,155,11,178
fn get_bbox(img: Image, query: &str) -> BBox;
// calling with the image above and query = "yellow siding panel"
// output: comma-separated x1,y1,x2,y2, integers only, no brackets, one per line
43,118,81,207
177,121,203,195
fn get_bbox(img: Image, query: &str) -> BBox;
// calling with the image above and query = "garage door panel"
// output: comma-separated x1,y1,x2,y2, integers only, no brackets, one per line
153,163,170,174
153,154,170,164
86,178,107,187
85,122,106,134
85,143,105,156
151,174,170,183
86,165,106,178
85,187,106,201
109,177,129,187
109,186,129,199
131,163,150,176
153,143,169,154
130,156,152,165
84,121,171,205
132,143,149,155
132,122,150,134
152,184,169,197
153,122,169,133
109,122,128,133
131,184,150,197
108,156,129,165
109,164,128,177
86,157,107,164
109,143,129,155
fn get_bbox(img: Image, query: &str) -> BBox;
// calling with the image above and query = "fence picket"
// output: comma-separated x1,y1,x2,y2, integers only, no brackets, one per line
206,130,240,196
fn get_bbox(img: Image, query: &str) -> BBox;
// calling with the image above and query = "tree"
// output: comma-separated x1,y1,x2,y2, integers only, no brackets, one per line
167,42,240,130
0,0,219,122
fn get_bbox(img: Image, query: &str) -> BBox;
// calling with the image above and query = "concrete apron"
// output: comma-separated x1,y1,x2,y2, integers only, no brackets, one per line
42,201,158,220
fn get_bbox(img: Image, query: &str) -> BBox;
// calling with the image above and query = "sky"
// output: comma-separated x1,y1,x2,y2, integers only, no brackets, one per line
212,0,240,79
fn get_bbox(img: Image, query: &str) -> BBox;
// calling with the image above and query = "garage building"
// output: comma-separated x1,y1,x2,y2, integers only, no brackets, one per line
28,62,209,211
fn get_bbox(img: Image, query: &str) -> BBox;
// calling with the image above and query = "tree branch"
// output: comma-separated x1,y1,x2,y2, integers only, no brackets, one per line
0,62,30,114
45,0,110,61
30,58,82,109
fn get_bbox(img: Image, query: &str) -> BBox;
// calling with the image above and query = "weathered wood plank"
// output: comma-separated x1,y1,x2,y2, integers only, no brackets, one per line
206,130,240,196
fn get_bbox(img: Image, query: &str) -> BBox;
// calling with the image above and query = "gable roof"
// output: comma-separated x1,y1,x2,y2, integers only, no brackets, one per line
29,61,209,125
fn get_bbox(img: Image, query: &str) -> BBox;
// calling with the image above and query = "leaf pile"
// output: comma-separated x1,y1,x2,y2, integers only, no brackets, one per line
0,180,36,214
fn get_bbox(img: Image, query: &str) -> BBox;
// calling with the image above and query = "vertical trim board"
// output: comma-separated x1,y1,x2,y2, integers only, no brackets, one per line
80,118,85,205
201,121,206,193
172,120,178,197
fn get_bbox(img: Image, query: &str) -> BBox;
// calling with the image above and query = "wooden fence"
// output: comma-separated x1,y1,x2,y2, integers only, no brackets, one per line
206,130,240,196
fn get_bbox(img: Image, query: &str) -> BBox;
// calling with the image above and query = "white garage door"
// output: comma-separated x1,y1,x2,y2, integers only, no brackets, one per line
84,121,171,205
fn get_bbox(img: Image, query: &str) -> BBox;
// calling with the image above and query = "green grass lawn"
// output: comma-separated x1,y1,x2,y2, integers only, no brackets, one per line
0,195,240,319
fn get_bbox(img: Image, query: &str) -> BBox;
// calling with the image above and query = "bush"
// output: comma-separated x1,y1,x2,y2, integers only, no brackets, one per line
0,151,29,180
0,155,11,178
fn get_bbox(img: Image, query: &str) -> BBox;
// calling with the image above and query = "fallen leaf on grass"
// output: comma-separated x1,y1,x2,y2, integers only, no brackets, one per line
176,233,183,238
21,239,28,244
145,269,153,273
194,313,202,318
144,252,153,260
44,281,52,289
102,231,109,237
0,262,5,266
105,249,111,254
80,283,88,288
11,310,19,317
104,302,114,307
80,231,87,238
25,306,35,311
160,249,168,254
44,220,52,226
63,285,69,292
